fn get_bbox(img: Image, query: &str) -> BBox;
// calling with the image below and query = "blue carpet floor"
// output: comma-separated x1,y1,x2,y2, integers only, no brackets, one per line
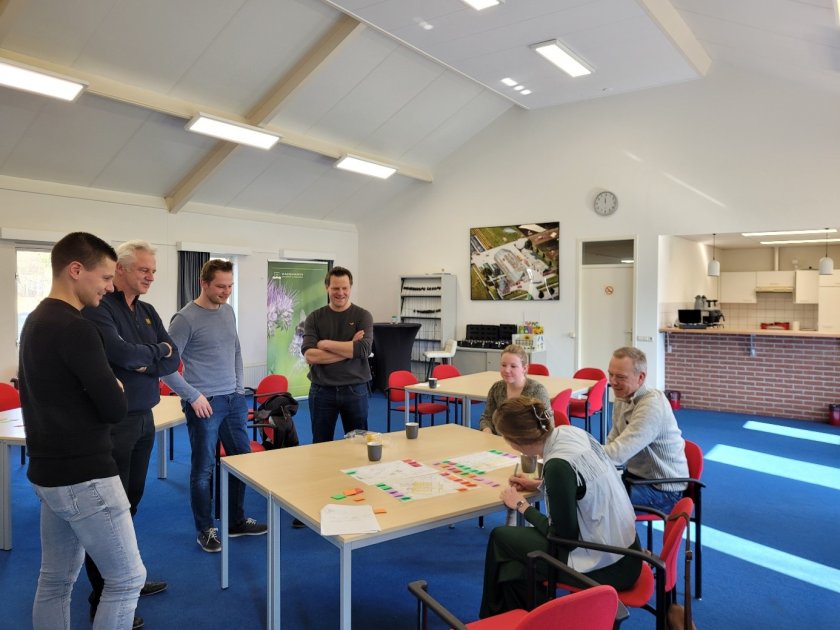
1,394,839,629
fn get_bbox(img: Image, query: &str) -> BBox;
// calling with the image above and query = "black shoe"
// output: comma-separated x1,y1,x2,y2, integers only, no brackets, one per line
89,610,143,628
140,580,167,597
197,526,222,552
229,517,267,537
291,518,305,529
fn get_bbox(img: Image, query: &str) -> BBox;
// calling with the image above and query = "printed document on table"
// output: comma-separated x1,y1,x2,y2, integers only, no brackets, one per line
320,504,381,536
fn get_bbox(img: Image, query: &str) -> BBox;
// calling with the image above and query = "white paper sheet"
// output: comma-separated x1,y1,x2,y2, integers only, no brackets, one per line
320,504,382,536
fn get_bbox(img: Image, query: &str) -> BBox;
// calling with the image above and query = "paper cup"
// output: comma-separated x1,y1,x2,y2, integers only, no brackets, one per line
367,442,383,462
428,377,438,389
405,422,419,439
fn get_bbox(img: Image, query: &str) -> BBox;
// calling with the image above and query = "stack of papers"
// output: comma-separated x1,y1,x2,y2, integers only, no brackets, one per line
320,504,382,536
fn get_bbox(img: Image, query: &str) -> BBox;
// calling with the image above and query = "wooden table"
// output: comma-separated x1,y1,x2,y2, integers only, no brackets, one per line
220,423,531,629
0,396,185,551
404,371,596,428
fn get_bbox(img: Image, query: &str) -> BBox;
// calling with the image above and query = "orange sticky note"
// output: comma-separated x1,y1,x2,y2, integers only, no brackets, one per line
373,507,387,514
353,496,365,502
343,488,359,496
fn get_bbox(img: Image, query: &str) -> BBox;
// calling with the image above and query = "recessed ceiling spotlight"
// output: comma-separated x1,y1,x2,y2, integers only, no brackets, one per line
412,17,434,30
501,77,517,87
514,85,524,91
461,0,503,10
520,89,532,95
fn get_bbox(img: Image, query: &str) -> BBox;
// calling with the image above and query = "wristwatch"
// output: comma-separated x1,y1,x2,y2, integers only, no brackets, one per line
515,499,527,512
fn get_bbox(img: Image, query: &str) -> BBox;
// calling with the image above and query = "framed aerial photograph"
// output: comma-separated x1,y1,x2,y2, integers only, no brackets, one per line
470,222,559,301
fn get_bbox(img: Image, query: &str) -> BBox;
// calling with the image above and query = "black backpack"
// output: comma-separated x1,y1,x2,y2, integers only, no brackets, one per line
254,392,300,450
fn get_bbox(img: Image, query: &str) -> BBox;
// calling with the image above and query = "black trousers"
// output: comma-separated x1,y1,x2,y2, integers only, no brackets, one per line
85,411,155,604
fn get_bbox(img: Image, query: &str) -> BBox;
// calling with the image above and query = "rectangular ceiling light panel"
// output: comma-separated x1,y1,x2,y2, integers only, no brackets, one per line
335,155,396,179
186,113,280,150
531,40,592,77
0,60,87,101
462,0,502,10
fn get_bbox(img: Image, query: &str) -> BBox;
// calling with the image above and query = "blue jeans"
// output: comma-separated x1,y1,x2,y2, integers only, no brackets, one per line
32,476,146,630
309,382,369,443
628,482,683,515
185,392,250,532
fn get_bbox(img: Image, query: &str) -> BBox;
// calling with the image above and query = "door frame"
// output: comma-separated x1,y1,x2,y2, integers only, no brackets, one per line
575,235,638,371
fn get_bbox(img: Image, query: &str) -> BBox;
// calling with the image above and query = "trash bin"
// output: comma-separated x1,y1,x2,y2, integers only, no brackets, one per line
665,390,681,411
829,403,840,426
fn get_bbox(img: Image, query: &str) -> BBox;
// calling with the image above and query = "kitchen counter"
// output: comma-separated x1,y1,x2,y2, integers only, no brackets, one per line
661,327,840,422
660,326,840,338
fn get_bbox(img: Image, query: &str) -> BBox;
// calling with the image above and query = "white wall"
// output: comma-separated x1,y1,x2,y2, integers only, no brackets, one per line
357,63,840,386
0,187,359,382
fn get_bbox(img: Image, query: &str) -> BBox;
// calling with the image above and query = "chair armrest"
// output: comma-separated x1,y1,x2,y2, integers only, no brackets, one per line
406,580,468,630
632,505,668,520
624,476,706,489
547,534,666,573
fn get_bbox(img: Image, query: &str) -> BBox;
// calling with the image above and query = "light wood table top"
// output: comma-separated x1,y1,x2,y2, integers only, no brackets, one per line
220,423,533,629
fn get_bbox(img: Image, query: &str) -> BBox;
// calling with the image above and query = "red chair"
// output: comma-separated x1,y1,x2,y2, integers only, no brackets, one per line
432,364,462,423
245,374,289,441
548,497,694,630
526,363,550,376
408,553,623,630
386,370,449,431
0,382,24,464
568,377,607,437
550,388,572,426
628,440,706,598
573,367,606,381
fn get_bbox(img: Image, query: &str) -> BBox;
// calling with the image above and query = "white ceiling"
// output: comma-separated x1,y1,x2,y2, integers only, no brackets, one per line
0,0,838,224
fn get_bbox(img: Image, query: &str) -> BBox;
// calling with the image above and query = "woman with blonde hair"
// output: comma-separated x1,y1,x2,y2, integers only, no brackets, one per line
479,396,642,618
478,344,552,434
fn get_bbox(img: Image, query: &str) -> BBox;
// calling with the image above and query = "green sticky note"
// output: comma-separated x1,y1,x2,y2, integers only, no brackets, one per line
400,496,411,501
331,494,346,500
346,470,356,475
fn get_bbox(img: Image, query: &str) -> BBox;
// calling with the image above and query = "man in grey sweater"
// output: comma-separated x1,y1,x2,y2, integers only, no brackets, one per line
604,346,689,514
162,259,266,552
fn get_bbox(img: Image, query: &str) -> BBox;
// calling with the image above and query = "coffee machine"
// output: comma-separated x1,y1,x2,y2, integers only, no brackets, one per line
702,298,725,327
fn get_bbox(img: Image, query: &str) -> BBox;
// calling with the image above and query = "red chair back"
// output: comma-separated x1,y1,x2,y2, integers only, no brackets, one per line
527,363,550,376
0,383,21,411
573,367,606,380
515,585,618,630
584,377,608,413
388,370,417,402
685,440,704,482
661,498,694,592
256,374,289,404
551,389,572,426
432,364,460,380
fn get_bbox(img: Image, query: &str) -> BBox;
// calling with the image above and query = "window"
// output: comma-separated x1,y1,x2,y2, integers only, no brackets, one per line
16,249,52,343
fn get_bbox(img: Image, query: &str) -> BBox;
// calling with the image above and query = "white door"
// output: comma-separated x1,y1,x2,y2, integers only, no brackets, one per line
579,265,634,373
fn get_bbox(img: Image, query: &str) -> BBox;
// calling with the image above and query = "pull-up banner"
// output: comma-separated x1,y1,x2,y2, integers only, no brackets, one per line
266,260,329,398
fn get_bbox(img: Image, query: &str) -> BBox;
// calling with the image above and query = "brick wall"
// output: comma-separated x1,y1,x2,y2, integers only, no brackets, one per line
663,333,840,422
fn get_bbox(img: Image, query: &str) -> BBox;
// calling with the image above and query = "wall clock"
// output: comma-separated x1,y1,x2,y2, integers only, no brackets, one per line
593,190,618,216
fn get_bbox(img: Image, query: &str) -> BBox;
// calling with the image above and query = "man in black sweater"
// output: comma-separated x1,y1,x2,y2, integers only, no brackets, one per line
82,240,179,622
19,232,146,630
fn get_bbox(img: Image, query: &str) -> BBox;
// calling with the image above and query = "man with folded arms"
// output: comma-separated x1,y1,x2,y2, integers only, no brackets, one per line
82,240,180,624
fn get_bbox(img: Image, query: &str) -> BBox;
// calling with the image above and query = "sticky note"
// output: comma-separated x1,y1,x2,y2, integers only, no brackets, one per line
343,488,358,496
353,497,365,502
331,494,346,500
374,508,387,514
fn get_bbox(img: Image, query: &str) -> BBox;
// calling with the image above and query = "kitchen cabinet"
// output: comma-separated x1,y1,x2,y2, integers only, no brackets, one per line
755,271,794,289
720,272,757,303
794,270,819,304
818,270,840,287
399,274,456,380
818,285,840,332
453,347,547,375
